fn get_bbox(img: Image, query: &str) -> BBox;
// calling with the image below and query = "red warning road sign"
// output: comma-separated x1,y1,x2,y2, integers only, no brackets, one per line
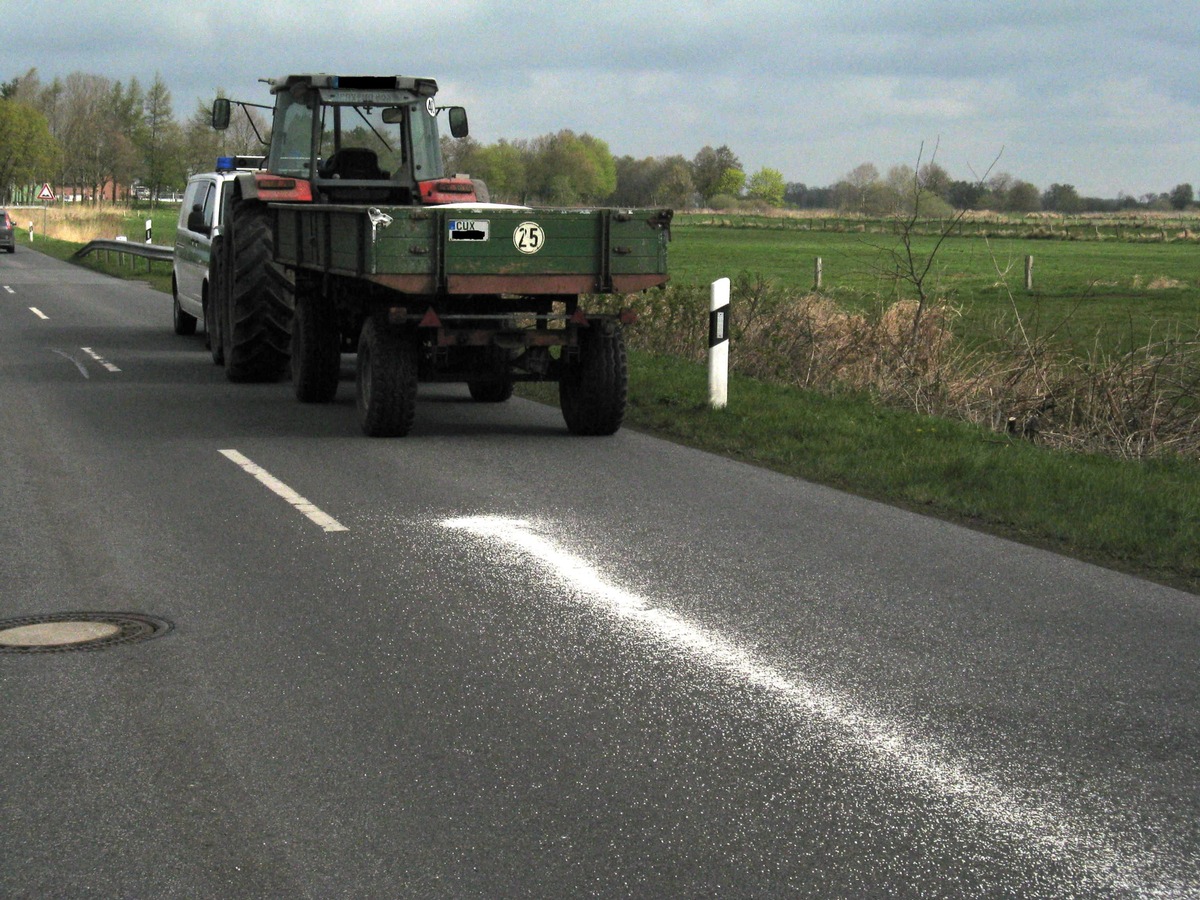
37,183,55,201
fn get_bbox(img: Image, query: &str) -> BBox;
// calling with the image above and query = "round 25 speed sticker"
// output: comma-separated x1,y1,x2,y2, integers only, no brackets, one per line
513,222,545,254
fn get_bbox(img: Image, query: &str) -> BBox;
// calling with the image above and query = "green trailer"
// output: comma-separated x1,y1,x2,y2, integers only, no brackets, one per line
207,74,672,436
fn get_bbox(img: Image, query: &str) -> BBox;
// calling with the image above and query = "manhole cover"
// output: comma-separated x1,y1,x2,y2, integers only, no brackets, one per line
0,613,172,653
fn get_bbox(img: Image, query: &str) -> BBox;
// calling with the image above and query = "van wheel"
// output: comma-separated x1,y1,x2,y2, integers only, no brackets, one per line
172,280,198,336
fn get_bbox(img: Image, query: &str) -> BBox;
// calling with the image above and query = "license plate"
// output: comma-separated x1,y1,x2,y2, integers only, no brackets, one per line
448,219,489,242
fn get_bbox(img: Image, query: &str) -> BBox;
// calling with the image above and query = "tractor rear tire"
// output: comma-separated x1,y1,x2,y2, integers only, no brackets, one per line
292,287,341,403
559,323,627,435
224,202,292,383
356,318,417,437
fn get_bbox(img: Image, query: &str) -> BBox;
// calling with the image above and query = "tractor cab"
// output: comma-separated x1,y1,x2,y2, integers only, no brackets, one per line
213,74,475,206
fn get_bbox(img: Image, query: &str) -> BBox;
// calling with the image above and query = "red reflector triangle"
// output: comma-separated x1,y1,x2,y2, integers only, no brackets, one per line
570,309,589,326
419,307,442,328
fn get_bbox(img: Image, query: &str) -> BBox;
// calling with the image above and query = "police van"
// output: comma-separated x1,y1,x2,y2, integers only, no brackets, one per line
171,156,264,344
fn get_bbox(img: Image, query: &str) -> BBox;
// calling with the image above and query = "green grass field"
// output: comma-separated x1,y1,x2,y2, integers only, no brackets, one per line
670,219,1200,353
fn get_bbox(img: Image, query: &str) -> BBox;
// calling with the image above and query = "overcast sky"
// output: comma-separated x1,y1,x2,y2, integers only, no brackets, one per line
6,0,1198,197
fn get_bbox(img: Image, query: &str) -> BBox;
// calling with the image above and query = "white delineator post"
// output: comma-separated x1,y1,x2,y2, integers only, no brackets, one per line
709,277,730,409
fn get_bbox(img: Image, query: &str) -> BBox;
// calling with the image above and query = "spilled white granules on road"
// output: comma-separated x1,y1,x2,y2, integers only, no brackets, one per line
441,514,1193,898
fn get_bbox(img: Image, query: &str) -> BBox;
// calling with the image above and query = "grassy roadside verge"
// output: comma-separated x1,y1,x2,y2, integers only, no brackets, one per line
26,239,1199,594
523,352,1199,595
24,233,173,294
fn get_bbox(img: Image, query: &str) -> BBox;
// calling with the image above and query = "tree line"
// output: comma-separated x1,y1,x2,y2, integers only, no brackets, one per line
0,67,261,205
2,66,1194,215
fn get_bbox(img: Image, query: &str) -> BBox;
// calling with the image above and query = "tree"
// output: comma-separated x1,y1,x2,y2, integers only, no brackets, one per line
844,162,880,211
691,145,741,204
183,97,226,176
612,155,658,206
103,79,143,200
1169,183,1194,210
947,179,987,210
526,130,615,204
140,73,185,203
884,164,916,214
611,154,695,207
1005,180,1041,212
745,167,785,206
712,166,745,199
917,161,951,200
0,99,61,201
58,72,113,200
652,156,695,208
1042,183,1081,213
470,140,528,203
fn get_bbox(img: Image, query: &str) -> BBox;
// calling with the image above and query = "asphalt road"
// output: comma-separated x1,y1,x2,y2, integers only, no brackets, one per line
1,246,1197,898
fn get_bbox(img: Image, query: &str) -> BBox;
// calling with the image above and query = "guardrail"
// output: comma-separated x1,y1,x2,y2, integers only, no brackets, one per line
73,238,173,272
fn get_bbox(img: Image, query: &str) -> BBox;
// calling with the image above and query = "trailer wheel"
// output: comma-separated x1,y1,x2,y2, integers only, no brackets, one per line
292,288,341,403
357,318,417,437
467,380,514,403
172,279,198,336
224,202,292,383
559,323,627,435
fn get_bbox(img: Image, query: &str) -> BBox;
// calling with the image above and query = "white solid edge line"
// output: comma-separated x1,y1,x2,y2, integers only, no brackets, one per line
219,449,349,533
29,307,48,319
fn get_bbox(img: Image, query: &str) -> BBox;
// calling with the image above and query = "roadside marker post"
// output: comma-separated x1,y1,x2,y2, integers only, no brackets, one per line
709,277,730,409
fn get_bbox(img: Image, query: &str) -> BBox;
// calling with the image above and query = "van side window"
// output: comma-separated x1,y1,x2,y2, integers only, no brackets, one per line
179,180,204,229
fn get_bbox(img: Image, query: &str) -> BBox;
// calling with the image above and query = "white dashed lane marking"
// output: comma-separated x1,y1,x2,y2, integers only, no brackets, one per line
220,449,349,533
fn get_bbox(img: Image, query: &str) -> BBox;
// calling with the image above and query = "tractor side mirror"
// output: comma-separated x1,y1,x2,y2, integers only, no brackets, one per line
211,98,231,131
448,107,469,139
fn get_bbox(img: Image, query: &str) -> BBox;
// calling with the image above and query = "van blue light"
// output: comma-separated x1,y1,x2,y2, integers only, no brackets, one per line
216,156,235,172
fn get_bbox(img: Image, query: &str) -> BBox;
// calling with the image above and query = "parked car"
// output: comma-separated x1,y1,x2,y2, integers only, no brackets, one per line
0,209,15,253
172,157,263,342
